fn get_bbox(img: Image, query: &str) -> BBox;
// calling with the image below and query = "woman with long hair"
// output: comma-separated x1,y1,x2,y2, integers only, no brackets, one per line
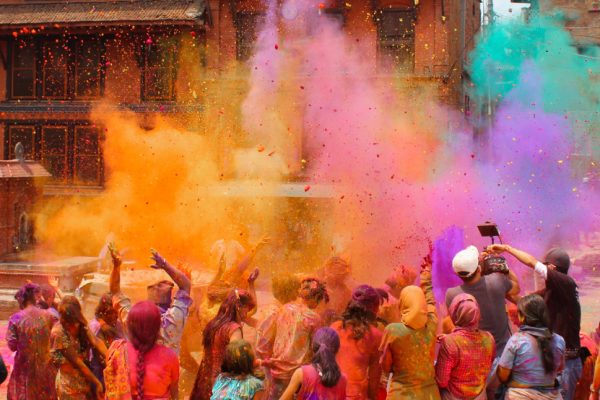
210,340,265,399
436,294,495,400
280,327,347,400
104,300,179,400
497,294,565,400
51,295,107,400
89,293,122,386
7,283,56,400
331,284,383,400
380,255,440,400
190,288,257,400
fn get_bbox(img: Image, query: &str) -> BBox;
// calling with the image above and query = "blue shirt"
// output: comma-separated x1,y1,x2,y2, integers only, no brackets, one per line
499,331,565,387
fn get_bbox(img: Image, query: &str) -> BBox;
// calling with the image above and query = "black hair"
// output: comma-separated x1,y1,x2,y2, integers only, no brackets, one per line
221,339,255,376
272,274,301,305
311,327,342,387
341,285,379,340
518,294,556,373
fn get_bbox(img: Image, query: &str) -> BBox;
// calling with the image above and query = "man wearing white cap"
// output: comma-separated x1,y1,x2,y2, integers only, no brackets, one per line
445,245,521,399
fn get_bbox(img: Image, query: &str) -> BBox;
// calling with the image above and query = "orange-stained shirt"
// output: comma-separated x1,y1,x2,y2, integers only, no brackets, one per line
331,320,383,400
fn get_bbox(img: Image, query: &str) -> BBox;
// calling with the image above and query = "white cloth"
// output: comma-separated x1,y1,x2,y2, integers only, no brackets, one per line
452,246,480,275
534,261,548,281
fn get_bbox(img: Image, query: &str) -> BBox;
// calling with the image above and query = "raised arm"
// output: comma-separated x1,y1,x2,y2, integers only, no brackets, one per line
108,243,122,295
150,249,191,293
420,252,436,308
488,244,538,270
505,269,521,304
234,236,269,274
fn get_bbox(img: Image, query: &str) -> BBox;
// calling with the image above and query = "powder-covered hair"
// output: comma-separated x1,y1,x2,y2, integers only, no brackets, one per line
221,339,255,376
311,327,342,387
95,292,117,322
272,273,301,305
341,285,380,340
58,295,91,354
127,301,161,400
299,278,329,304
203,289,255,349
518,294,556,373
15,282,40,309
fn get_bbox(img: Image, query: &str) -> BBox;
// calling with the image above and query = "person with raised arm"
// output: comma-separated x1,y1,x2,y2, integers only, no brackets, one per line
109,243,192,354
488,244,582,400
380,251,440,400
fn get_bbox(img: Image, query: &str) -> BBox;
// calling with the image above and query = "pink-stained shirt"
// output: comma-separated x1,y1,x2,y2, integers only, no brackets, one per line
127,342,179,399
435,328,496,398
331,321,382,400
256,301,322,381
297,364,347,400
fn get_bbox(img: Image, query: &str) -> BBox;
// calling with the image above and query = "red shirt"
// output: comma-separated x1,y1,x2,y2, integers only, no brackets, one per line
435,328,496,398
297,364,347,400
331,321,382,400
127,342,179,399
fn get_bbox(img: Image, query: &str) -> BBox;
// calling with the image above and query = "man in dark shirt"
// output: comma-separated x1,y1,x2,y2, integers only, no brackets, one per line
445,245,521,398
489,244,582,400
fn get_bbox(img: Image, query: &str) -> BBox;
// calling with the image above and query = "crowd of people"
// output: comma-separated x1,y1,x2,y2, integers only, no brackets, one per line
2,239,600,400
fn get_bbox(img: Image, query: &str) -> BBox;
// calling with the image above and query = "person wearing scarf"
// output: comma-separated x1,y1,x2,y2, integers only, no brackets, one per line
436,294,496,400
380,254,440,400
497,294,566,400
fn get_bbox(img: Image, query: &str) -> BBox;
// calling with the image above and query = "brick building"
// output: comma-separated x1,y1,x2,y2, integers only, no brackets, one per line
0,0,480,191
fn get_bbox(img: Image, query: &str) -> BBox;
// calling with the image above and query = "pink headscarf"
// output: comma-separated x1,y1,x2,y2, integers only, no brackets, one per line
448,293,480,331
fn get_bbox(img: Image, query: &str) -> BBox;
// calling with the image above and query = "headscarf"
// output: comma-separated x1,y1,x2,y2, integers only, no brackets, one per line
448,293,480,331
398,285,428,330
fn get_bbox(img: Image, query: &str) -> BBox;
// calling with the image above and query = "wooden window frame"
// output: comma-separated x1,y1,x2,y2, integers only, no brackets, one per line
7,36,106,101
10,41,37,100
73,126,103,186
375,8,417,73
41,125,69,183
140,37,177,101
234,12,265,62
41,39,69,100
3,122,104,187
7,125,36,159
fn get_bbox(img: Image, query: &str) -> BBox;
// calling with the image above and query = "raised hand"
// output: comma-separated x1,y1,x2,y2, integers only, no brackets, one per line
248,268,260,283
108,242,122,268
150,248,168,270
486,244,508,254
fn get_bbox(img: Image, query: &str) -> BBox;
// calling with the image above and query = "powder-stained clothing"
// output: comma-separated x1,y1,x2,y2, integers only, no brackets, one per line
7,307,56,400
505,387,563,400
50,323,93,400
499,330,565,387
89,318,123,386
445,273,513,355
112,289,192,355
380,268,440,400
210,374,264,400
190,321,242,400
331,320,382,400
436,329,496,398
126,342,179,399
297,364,347,400
255,301,322,381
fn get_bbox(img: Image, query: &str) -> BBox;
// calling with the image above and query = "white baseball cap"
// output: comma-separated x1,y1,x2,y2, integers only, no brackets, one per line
452,245,480,277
